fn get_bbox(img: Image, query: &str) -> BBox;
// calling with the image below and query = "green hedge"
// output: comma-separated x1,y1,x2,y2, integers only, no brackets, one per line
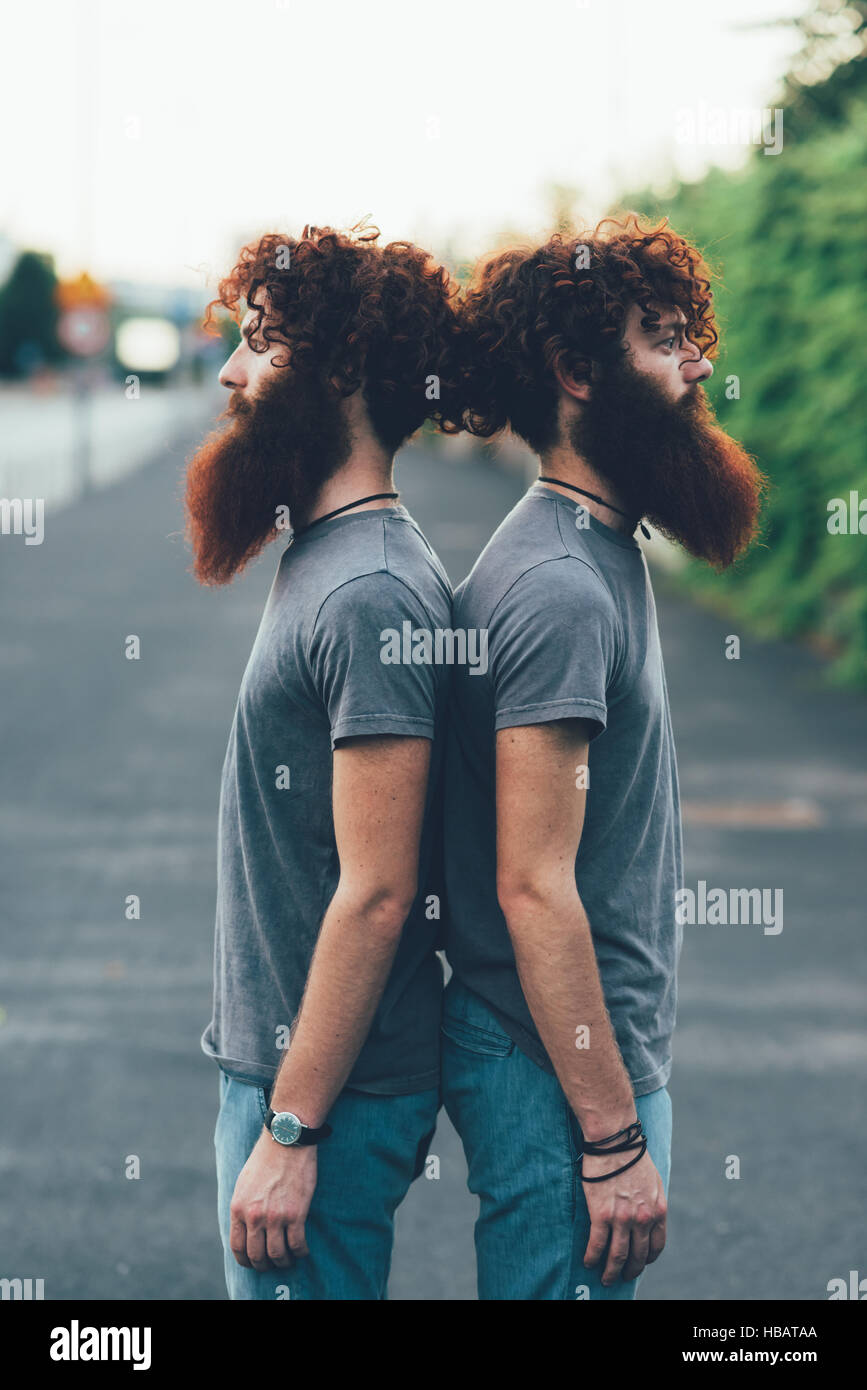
630,94,867,687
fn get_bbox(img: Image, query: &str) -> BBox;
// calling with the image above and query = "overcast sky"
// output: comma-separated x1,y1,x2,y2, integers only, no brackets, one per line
3,0,809,290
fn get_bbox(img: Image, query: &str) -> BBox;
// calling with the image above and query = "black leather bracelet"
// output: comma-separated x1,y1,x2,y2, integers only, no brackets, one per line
578,1137,648,1182
580,1121,643,1153
580,1133,645,1156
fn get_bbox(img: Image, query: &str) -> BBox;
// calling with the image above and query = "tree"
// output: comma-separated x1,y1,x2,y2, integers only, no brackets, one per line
748,0,867,142
0,251,63,377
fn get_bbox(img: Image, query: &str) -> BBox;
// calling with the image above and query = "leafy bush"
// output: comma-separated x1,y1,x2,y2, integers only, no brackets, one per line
630,94,867,686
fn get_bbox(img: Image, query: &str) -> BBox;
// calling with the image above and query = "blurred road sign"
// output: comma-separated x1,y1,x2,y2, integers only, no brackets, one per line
55,271,112,311
57,307,112,357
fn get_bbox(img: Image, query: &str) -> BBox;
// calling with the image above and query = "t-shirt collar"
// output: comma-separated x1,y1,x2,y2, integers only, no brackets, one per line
529,481,641,550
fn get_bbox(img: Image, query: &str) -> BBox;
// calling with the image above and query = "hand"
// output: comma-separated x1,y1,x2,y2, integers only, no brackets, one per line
581,1146,667,1285
229,1131,317,1271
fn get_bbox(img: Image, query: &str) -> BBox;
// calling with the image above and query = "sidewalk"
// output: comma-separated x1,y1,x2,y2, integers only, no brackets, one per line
0,378,222,508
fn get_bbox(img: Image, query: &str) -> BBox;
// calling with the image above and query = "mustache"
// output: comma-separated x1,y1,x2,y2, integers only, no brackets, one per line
675,381,707,415
225,390,254,419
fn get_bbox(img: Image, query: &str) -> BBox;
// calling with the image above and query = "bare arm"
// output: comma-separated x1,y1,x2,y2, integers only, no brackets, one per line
496,720,634,1133
229,733,431,1272
269,733,431,1124
496,718,666,1283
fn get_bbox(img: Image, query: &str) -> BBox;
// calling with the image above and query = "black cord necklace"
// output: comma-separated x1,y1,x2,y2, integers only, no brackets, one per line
537,476,650,540
292,492,399,536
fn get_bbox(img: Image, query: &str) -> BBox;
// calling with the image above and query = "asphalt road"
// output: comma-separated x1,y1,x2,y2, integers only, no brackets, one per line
1,419,865,1301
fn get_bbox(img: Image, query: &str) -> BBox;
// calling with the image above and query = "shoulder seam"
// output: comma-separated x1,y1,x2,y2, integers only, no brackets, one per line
305,563,439,671
487,553,614,629
553,505,628,651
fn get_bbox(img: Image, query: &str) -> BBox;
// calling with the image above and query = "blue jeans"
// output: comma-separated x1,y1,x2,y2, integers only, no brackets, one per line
214,1069,439,1299
441,974,673,1300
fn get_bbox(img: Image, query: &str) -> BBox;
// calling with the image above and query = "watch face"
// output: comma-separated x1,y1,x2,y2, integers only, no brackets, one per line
270,1111,302,1145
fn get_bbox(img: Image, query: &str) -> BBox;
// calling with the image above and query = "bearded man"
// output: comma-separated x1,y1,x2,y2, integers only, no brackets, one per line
441,215,767,1300
188,223,459,1299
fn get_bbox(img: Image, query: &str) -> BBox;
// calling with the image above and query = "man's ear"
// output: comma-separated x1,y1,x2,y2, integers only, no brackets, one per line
553,357,592,402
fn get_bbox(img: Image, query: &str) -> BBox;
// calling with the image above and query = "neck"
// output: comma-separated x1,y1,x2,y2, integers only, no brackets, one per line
303,438,397,528
537,441,633,535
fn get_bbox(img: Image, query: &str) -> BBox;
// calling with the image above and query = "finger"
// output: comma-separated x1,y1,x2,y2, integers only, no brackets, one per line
646,1212,667,1264
621,1222,651,1283
266,1222,293,1269
246,1223,274,1272
229,1212,252,1269
287,1218,310,1259
601,1225,631,1285
582,1208,611,1268
583,1218,611,1269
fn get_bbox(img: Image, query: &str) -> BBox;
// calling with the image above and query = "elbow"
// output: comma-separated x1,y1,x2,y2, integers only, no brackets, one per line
496,874,545,922
497,872,576,933
338,881,418,935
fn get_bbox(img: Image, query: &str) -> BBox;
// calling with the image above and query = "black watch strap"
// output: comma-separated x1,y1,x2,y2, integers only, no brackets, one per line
264,1107,333,1145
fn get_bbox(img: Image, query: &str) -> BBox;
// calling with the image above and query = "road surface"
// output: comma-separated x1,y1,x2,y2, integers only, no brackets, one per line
1,415,864,1300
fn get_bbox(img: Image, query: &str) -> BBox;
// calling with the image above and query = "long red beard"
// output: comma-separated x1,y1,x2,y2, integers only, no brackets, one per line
571,359,767,569
183,368,351,585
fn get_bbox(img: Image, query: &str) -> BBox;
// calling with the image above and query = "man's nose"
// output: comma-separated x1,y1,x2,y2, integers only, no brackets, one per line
682,347,713,383
218,350,246,391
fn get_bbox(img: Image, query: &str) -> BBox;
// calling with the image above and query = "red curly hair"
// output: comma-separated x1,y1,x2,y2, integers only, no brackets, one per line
204,221,463,452
459,213,719,452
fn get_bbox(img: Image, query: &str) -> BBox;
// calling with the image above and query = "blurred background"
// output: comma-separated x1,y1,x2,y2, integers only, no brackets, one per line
1,0,865,1301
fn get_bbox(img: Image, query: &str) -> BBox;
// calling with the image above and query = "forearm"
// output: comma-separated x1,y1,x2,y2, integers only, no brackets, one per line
268,888,409,1127
502,885,636,1140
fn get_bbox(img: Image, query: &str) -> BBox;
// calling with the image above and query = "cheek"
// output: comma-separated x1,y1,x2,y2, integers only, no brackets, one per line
255,351,286,384
246,355,275,393
634,358,682,404
633,352,667,382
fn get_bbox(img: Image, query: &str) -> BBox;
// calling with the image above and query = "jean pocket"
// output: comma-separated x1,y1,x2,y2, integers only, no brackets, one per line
441,1014,514,1057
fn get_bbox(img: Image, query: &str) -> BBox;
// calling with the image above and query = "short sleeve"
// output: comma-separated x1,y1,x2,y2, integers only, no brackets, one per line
490,560,620,740
308,573,438,749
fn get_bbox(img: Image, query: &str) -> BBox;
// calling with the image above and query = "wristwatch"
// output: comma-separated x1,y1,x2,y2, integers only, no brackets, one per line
264,1107,333,1147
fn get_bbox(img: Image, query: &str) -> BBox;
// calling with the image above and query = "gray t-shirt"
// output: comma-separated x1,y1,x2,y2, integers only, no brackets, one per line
443,482,683,1097
201,504,452,1094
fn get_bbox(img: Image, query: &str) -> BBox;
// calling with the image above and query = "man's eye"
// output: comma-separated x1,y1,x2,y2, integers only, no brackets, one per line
660,337,676,350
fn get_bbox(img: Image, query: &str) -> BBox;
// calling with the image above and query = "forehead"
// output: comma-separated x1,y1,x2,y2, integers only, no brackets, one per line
625,300,687,334
240,289,269,326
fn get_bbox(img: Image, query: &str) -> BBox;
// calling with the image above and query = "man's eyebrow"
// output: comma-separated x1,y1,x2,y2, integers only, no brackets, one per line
652,317,687,337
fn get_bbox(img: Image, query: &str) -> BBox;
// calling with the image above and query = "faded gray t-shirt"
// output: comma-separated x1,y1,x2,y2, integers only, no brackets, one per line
443,482,683,1097
201,504,452,1093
